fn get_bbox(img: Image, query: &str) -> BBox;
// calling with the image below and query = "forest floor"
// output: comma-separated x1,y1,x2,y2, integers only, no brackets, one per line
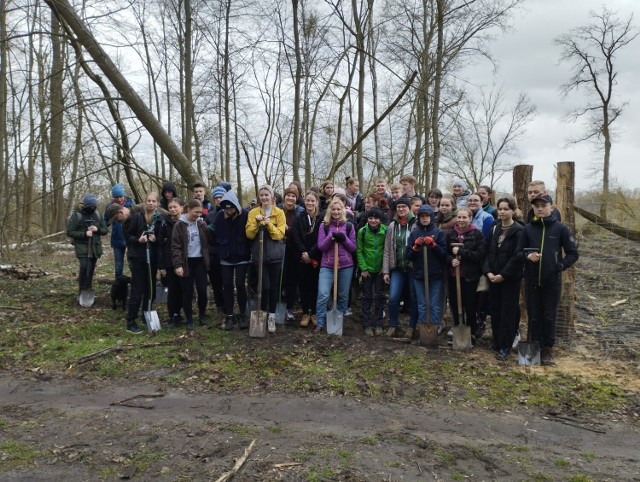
1,231,639,481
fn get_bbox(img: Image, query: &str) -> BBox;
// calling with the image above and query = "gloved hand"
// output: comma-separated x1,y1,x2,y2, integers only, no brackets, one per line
413,236,425,247
424,236,436,248
332,232,346,242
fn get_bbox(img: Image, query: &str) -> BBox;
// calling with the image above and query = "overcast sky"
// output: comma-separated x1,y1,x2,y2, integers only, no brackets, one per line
464,0,640,193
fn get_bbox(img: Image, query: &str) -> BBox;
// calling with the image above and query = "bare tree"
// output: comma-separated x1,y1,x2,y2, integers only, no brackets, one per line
555,7,638,218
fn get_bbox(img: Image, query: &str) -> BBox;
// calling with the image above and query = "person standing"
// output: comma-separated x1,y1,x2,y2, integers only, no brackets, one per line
105,183,135,279
452,179,471,208
67,194,108,300
518,194,578,366
282,187,304,321
344,176,364,215
172,199,212,331
483,197,524,360
205,186,227,315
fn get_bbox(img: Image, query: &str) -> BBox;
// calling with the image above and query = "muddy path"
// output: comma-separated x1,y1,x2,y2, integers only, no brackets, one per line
1,375,639,481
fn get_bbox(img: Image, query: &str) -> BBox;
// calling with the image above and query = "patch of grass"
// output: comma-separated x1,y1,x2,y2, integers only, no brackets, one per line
360,434,380,445
529,474,554,482
566,475,594,482
305,465,336,481
227,423,254,437
269,425,282,434
0,440,43,468
451,472,466,481
581,452,597,461
435,448,455,467
337,449,353,460
387,461,401,468
555,458,570,468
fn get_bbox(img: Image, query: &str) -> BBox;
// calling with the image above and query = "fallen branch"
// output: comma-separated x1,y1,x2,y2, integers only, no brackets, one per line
72,336,189,366
0,306,24,310
610,299,627,308
110,393,165,410
214,439,256,482
0,265,48,280
274,462,302,469
76,341,123,364
575,206,640,243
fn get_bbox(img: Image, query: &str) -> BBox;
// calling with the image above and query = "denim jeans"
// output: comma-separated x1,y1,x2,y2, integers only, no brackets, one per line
316,266,354,328
113,246,126,279
388,269,417,328
413,276,444,325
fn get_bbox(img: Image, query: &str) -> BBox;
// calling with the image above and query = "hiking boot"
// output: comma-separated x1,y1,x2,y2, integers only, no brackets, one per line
300,314,311,327
126,322,143,334
386,326,399,337
310,314,317,326
404,328,415,340
286,309,295,321
541,347,556,367
364,327,374,337
224,315,234,331
238,315,249,330
186,320,195,332
267,314,276,333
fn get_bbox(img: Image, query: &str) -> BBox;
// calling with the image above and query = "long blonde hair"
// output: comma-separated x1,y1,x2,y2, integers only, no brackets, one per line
323,198,347,224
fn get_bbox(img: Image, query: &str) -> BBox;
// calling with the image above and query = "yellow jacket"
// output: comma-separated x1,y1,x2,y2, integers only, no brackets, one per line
246,205,286,241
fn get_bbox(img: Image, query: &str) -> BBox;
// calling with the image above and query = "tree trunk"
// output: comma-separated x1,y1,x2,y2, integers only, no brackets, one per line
513,164,533,335
430,0,444,189
45,0,198,187
184,0,195,174
48,11,65,232
555,162,576,337
291,0,302,184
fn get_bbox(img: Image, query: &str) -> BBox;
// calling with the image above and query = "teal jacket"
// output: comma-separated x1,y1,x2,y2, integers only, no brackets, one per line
356,224,387,274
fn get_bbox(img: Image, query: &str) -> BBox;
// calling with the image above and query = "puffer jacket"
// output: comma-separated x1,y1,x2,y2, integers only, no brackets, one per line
483,221,525,281
446,224,486,282
317,220,356,269
67,207,108,258
356,223,387,274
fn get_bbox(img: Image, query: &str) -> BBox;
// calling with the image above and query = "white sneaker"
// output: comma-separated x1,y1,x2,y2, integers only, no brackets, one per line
512,331,520,349
345,307,353,316
268,314,276,333
447,328,453,337
285,309,295,321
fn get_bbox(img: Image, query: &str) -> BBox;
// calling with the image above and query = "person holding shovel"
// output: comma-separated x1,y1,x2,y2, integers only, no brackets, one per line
67,194,108,303
483,196,525,361
172,199,212,331
407,205,447,334
313,198,357,334
447,207,486,343
518,193,578,366
246,184,287,334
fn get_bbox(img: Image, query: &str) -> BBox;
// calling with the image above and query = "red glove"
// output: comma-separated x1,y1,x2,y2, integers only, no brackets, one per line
413,236,425,247
424,236,436,248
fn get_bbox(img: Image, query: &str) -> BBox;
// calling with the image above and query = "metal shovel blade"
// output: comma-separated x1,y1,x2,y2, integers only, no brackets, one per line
145,310,161,334
78,289,95,308
419,323,438,347
326,308,343,336
275,302,287,326
249,310,267,338
452,324,472,350
518,341,541,366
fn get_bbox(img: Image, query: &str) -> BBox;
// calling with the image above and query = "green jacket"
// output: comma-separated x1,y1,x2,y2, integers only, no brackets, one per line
66,207,108,258
356,224,387,274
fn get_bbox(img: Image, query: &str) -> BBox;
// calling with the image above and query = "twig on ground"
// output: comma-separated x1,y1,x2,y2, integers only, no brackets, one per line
610,299,627,307
110,393,165,410
214,439,256,482
274,462,302,468
76,340,123,364
0,306,23,310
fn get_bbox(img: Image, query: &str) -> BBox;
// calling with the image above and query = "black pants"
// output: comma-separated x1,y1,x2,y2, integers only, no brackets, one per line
361,272,385,327
297,261,319,315
283,251,298,310
221,263,249,316
166,267,183,319
180,257,208,322
78,257,97,290
127,258,157,323
448,277,479,334
259,261,281,314
525,279,561,348
490,279,520,350
207,253,224,309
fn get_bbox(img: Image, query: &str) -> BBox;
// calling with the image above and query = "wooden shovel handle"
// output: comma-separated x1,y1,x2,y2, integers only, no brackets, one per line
333,242,339,303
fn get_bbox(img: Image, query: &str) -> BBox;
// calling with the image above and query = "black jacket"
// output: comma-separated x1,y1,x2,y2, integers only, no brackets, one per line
212,192,251,265
518,215,579,286
447,225,486,282
483,221,525,281
125,207,160,260
155,214,177,269
291,210,322,258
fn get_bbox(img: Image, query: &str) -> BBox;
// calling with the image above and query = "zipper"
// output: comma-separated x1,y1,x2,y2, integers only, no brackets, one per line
538,221,545,286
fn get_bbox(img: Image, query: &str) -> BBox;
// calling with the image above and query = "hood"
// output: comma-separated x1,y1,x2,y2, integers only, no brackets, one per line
417,204,434,229
219,190,242,213
162,181,178,197
179,213,197,225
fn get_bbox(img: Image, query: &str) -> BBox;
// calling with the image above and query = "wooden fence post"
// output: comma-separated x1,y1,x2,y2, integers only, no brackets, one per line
513,165,533,337
556,162,577,337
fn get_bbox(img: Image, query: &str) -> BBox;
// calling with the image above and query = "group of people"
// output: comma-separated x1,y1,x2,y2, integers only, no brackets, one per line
67,176,578,366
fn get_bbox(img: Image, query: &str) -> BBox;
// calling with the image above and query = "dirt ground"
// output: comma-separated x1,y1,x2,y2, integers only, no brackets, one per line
1,232,640,480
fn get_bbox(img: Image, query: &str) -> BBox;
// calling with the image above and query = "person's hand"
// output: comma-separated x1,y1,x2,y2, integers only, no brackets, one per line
332,232,346,242
452,258,460,268
301,252,310,263
159,269,167,276
493,274,504,283
424,236,436,248
383,273,390,284
88,225,98,233
147,233,156,242
86,230,93,237
138,234,148,243
527,251,541,262
175,267,184,277
361,270,370,278
255,214,264,222
413,237,425,247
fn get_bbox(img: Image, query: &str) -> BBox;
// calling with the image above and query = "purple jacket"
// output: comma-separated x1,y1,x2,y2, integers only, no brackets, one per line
317,220,356,269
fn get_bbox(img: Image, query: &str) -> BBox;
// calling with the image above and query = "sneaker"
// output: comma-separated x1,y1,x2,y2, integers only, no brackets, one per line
437,324,446,335
186,321,195,332
224,315,234,331
126,323,143,334
374,326,384,336
286,309,295,321
345,307,353,316
386,326,399,337
300,314,311,327
447,328,453,337
364,327,374,337
238,315,249,330
404,327,415,340
496,348,509,361
541,347,556,367
512,331,520,350
199,315,208,327
268,314,276,333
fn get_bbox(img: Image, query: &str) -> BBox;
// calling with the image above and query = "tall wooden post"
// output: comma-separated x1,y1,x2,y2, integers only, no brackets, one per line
555,162,576,337
513,164,533,337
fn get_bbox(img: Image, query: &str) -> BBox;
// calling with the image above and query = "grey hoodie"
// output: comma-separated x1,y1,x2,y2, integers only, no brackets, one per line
179,213,203,258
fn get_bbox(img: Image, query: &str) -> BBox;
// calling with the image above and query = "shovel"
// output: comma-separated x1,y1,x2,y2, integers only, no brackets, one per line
274,246,287,325
79,232,95,308
419,243,438,347
518,293,540,365
452,243,472,350
155,275,168,304
249,226,267,338
144,240,161,334
326,243,343,336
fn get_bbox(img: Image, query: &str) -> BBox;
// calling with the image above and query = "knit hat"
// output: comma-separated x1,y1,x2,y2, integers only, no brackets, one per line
111,183,126,197
258,184,274,199
452,179,467,190
283,187,298,199
105,203,124,222
395,196,411,208
365,207,383,219
212,186,226,199
82,194,98,208
217,180,232,192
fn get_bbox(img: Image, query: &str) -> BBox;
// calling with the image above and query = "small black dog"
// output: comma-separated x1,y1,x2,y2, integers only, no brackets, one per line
111,276,130,310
